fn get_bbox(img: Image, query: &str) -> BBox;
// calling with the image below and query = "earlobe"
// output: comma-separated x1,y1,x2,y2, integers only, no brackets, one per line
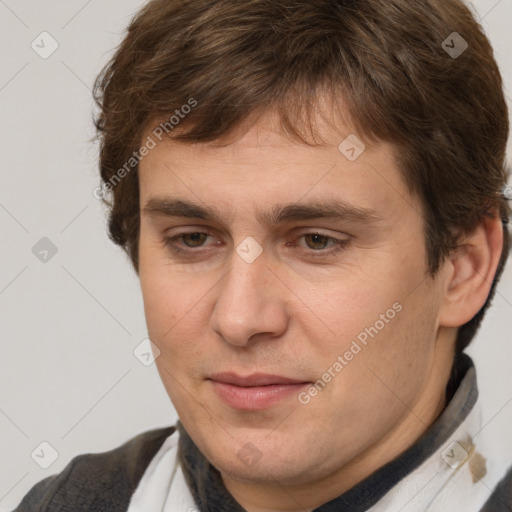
438,214,504,328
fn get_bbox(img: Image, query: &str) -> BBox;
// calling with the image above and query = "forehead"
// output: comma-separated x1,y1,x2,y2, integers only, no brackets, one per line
138,107,420,227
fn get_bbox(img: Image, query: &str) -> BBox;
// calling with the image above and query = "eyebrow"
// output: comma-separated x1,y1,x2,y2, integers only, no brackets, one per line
142,196,383,226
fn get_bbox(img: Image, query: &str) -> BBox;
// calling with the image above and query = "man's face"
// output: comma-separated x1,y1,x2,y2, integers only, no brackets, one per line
138,108,451,487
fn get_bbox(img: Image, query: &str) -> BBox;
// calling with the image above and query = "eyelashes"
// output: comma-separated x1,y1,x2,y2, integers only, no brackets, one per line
162,231,351,259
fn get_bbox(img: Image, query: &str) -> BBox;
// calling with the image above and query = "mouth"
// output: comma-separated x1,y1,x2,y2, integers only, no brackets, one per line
207,372,311,411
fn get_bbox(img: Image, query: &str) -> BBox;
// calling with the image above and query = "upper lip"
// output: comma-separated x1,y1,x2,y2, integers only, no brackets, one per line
208,372,310,387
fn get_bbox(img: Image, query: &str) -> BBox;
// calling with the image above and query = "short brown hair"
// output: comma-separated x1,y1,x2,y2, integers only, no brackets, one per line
93,0,510,354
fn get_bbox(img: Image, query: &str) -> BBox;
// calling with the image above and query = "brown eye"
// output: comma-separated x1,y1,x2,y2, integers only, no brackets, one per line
181,232,208,247
303,234,330,250
289,231,351,258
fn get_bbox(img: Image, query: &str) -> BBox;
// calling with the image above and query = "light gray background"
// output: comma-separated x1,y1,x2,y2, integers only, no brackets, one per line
0,1,511,510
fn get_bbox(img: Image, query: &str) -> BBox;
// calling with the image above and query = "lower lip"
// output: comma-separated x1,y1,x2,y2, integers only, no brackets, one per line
209,380,309,411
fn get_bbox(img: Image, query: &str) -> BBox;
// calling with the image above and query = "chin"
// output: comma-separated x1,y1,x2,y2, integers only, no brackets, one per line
200,431,323,485
214,453,311,485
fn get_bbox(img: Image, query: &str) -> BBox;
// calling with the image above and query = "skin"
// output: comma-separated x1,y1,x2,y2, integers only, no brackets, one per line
137,105,503,512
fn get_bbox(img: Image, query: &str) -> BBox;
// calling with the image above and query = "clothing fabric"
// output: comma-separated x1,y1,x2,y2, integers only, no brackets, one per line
13,426,174,512
13,354,512,511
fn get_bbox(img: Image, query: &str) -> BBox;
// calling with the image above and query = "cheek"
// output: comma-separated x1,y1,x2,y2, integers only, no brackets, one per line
293,254,437,398
298,303,435,449
139,246,203,343
291,268,407,359
330,286,437,411
142,272,209,410
140,268,214,391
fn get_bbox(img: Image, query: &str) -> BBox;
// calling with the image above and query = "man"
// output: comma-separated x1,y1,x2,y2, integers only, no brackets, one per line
14,0,511,510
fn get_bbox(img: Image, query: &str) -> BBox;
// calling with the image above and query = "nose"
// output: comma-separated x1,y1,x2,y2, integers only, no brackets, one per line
209,243,289,347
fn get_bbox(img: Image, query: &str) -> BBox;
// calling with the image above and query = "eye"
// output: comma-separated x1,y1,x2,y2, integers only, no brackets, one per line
291,232,350,257
163,231,216,256
302,233,334,250
180,232,209,247
162,230,351,259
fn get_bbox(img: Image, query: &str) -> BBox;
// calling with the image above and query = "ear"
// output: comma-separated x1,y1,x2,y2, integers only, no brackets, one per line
438,213,504,328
